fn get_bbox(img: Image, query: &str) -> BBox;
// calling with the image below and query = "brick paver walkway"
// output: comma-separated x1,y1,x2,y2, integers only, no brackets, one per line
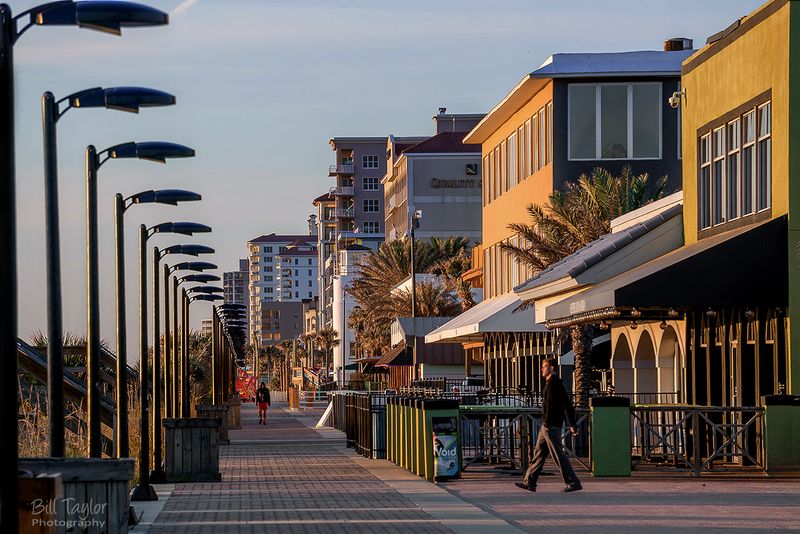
439,469,800,533
148,403,452,533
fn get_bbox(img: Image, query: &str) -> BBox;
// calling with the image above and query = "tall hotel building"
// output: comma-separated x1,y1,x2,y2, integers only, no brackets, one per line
248,229,318,346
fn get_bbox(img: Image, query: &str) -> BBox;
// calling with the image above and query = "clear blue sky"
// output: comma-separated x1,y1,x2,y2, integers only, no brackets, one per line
12,0,765,360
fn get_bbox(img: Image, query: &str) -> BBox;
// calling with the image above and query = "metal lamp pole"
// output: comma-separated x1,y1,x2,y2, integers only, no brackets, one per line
0,3,168,527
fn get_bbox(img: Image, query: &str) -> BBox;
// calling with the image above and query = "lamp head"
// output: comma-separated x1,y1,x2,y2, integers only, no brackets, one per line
108,141,195,163
35,1,169,35
177,273,219,284
70,86,175,113
131,189,201,207
173,261,217,274
150,221,211,236
162,244,215,257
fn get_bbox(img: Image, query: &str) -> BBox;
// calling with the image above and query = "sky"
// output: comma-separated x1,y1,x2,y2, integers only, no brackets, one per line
12,0,765,362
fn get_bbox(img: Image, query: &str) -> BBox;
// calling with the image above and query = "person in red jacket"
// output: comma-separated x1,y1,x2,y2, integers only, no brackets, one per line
256,382,271,425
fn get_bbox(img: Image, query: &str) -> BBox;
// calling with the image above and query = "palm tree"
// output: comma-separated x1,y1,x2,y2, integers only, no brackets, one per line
501,166,668,405
347,236,473,354
314,328,340,380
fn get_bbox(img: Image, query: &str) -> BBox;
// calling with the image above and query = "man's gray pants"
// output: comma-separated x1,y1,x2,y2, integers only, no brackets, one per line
523,425,580,487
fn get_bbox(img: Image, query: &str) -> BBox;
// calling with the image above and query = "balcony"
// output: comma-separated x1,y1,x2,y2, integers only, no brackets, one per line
332,186,354,196
328,164,354,176
387,195,395,212
334,208,354,218
337,230,383,241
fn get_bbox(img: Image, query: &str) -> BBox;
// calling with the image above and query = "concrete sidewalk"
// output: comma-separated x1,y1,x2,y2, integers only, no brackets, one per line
141,402,800,533
143,403,517,533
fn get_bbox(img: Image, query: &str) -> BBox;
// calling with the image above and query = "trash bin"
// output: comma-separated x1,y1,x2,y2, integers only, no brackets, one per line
590,396,631,476
421,399,460,482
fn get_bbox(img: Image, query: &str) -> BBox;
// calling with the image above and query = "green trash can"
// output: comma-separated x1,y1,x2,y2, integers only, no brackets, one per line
590,396,631,477
422,399,461,482
762,394,800,472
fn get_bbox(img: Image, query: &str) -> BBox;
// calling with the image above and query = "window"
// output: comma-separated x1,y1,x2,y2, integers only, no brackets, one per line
265,276,273,282
363,177,379,191
308,280,312,287
265,266,273,272
546,102,553,164
362,155,380,169
263,246,272,253
531,113,539,172
363,221,380,233
363,199,379,213
266,287,273,294
309,292,312,298
757,102,771,212
308,259,312,265
712,127,725,226
508,133,517,187
697,100,771,231
308,269,312,275
568,83,661,160
699,134,711,229
482,155,489,206
539,107,547,164
295,291,299,298
294,280,299,287
294,269,298,275
726,119,740,221
523,120,531,178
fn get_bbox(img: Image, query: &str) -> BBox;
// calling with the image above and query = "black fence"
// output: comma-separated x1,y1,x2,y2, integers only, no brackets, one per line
339,392,388,459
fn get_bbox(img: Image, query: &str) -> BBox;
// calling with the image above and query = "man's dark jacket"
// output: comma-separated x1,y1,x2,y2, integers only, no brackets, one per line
256,387,270,404
542,375,576,428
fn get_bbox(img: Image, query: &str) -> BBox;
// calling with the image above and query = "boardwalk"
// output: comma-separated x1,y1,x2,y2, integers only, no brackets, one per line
143,403,509,533
140,402,800,534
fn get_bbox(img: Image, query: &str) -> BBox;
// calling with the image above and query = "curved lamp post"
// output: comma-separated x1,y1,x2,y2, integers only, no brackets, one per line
161,247,214,420
171,265,217,416
42,86,174,459
0,2,167,525
183,292,223,411
114,190,202,459
131,221,208,501
150,239,212,484
86,142,194,459
216,304,247,400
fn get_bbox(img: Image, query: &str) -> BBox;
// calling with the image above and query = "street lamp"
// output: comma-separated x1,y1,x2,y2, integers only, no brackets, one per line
114,190,203,459
42,86,174,459
151,241,212,484
184,291,223,409
130,221,207,502
216,304,246,401
87,141,194,459
1,2,168,526
161,248,214,420
171,266,218,416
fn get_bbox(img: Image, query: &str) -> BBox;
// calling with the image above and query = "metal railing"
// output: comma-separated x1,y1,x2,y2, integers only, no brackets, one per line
459,406,590,473
329,164,354,174
334,208,354,218
344,392,387,459
630,405,766,476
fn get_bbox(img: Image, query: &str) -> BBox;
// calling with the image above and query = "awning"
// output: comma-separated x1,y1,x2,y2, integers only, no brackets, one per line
545,216,788,328
425,292,548,344
375,340,414,367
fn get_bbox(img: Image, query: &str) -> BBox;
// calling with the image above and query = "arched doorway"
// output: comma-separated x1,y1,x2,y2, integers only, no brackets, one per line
634,331,658,402
657,326,681,403
611,333,634,395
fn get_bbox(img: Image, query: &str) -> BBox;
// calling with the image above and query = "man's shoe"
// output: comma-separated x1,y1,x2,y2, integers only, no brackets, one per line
514,481,536,492
561,484,582,493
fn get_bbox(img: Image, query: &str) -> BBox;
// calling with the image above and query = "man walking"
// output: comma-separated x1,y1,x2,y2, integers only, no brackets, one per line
256,382,271,425
516,357,582,493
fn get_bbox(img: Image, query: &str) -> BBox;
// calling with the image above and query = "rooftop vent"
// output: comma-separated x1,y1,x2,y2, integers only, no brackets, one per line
438,107,447,114
664,37,693,51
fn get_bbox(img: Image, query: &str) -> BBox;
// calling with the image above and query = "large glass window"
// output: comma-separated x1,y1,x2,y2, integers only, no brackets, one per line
726,119,740,221
712,127,725,226
569,83,661,160
508,133,517,187
569,85,596,159
633,84,661,158
363,199,379,212
363,177,379,191
742,111,755,215
362,155,380,169
697,101,771,231
699,134,711,230
757,102,771,212
601,85,628,158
